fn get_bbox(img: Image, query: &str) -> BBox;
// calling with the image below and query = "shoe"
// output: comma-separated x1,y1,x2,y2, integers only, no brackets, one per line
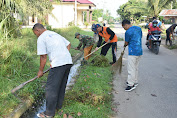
125,85,136,92
126,82,138,87
134,83,138,87
145,42,148,45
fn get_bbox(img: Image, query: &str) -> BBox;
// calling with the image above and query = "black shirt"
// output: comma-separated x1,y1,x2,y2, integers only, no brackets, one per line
97,27,115,47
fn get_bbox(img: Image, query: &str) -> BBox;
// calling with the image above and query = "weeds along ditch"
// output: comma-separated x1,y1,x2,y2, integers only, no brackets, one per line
0,26,93,117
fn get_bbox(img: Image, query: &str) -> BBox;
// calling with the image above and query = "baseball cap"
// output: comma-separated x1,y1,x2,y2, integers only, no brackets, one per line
75,32,80,38
95,24,101,29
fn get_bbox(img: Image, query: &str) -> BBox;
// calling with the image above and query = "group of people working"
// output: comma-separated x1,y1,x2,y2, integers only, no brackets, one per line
33,19,143,117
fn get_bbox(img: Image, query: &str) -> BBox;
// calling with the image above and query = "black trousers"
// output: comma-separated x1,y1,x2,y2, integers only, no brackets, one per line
44,64,72,116
101,41,117,63
166,30,172,46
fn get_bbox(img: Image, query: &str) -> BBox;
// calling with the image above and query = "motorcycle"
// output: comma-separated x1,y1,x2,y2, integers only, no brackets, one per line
147,31,161,55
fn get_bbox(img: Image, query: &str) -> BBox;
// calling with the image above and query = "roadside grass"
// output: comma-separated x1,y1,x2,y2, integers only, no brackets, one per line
0,26,95,117
166,44,177,49
0,29,47,117
161,33,177,49
55,50,114,118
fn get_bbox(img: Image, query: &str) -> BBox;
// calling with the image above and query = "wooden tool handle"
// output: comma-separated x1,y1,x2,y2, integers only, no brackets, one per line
84,42,108,58
11,68,50,93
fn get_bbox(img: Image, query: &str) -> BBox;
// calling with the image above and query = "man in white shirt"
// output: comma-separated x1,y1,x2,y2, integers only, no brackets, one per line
32,23,73,118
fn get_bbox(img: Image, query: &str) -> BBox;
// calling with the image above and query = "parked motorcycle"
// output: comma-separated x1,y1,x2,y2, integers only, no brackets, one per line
147,31,161,54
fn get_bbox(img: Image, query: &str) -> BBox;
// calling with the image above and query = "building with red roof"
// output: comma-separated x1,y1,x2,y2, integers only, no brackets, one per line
27,0,96,28
159,9,177,23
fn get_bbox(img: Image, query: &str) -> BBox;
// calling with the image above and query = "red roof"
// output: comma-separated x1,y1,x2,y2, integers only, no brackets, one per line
159,9,177,16
63,0,94,4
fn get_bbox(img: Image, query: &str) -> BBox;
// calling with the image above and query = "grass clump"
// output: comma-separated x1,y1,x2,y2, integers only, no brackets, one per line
167,44,177,49
88,54,110,67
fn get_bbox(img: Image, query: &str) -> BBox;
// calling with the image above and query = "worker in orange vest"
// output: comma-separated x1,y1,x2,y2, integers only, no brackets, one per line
95,24,118,65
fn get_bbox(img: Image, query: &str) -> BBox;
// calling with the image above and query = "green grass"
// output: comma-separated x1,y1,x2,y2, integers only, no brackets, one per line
0,29,47,117
118,37,124,41
0,26,114,118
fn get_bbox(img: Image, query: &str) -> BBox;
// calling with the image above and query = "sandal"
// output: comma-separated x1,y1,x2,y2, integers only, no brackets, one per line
37,112,53,118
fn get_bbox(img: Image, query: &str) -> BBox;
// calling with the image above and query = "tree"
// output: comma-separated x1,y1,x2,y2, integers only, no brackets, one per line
92,9,103,22
117,0,149,22
0,0,58,38
148,0,175,17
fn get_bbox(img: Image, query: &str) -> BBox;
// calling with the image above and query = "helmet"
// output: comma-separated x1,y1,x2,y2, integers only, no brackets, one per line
152,20,158,27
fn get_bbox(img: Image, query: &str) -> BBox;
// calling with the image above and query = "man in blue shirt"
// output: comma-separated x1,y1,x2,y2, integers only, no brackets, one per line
122,19,143,92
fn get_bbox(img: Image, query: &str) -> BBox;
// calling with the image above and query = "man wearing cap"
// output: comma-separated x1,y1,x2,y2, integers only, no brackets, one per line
95,24,118,65
75,32,95,60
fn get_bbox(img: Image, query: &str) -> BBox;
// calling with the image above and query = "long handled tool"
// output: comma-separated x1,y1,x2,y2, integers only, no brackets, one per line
112,47,126,74
84,42,108,59
11,68,50,94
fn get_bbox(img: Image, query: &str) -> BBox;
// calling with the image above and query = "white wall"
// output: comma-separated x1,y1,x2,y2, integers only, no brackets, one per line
77,10,83,26
48,4,75,28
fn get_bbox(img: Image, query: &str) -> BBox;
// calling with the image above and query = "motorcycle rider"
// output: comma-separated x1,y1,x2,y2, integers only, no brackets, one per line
147,20,161,49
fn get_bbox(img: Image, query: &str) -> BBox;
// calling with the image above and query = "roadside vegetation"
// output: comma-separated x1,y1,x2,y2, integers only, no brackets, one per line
0,26,115,117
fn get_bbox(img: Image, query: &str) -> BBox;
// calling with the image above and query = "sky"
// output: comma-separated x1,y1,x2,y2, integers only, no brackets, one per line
89,0,129,18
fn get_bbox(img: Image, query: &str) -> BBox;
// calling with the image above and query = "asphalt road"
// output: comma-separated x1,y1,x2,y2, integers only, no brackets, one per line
111,23,177,118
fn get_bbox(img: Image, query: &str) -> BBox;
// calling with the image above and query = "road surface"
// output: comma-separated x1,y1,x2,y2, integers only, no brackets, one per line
111,23,177,118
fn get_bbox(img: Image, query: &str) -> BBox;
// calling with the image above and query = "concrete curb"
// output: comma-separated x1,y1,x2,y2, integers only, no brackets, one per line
8,52,83,118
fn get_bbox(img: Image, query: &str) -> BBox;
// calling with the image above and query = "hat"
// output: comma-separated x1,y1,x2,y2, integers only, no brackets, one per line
95,24,101,29
75,32,80,38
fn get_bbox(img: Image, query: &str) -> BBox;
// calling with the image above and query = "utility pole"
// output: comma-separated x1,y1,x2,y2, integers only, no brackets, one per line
75,0,77,26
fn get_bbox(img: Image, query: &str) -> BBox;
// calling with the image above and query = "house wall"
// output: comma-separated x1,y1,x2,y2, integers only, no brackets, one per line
48,4,75,28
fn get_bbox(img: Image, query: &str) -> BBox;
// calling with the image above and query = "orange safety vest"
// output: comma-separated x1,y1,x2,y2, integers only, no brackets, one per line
98,27,118,43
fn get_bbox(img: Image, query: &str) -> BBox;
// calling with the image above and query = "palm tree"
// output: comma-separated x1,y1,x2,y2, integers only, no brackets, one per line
0,0,58,38
148,0,176,17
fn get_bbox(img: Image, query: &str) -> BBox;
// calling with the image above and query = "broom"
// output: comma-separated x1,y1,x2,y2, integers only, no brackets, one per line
112,47,126,74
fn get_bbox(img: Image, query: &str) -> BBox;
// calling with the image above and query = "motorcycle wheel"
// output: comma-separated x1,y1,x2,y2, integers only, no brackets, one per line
154,42,160,55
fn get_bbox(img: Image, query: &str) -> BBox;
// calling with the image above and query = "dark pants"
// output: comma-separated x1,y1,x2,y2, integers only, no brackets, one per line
101,41,117,63
44,64,72,116
166,30,172,46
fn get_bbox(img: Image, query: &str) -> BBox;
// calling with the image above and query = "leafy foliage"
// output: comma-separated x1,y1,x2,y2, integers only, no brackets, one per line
92,9,103,22
117,0,149,21
148,0,175,17
117,0,176,22
0,0,55,38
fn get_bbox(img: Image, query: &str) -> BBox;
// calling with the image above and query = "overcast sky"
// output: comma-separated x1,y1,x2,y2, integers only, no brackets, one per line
90,0,128,18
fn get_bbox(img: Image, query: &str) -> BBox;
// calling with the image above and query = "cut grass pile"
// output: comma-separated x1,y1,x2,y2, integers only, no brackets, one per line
88,54,110,67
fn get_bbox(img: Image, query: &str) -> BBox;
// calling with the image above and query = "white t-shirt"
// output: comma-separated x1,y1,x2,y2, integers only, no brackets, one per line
37,30,73,68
